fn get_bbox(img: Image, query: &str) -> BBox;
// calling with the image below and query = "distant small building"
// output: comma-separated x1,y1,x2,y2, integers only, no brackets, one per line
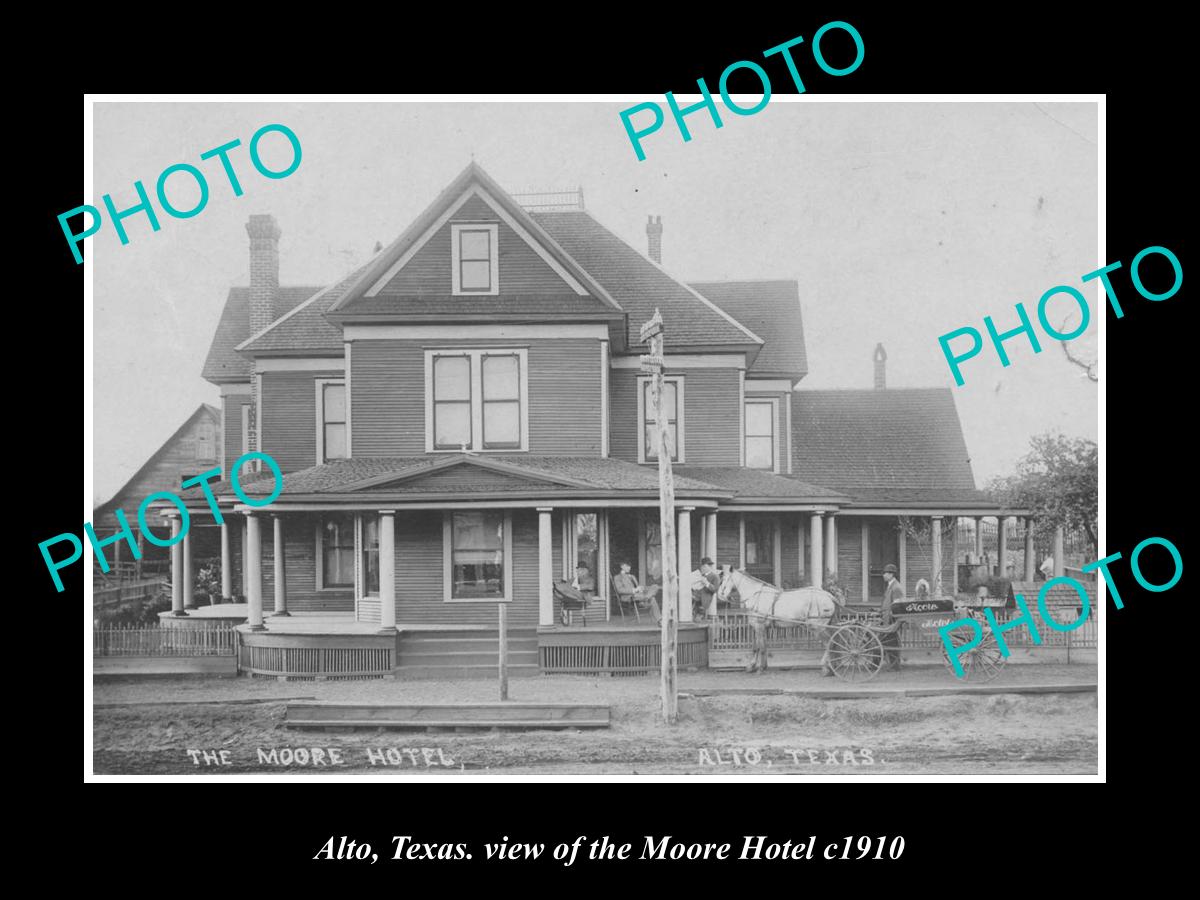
93,404,222,574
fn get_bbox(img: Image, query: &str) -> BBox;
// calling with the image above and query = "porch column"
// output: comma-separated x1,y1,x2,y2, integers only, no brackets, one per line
246,513,264,631
678,508,693,623
182,529,195,609
824,513,837,577
538,507,554,627
809,512,823,589
241,521,249,599
951,516,959,593
1053,525,1065,577
997,516,1009,578
220,518,233,600
705,511,718,564
898,521,907,589
272,515,289,616
169,517,186,616
974,516,984,562
1024,518,1036,582
931,516,943,597
379,510,396,632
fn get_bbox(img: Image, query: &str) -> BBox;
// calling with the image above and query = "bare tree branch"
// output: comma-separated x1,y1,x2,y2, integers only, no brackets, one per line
1058,316,1098,381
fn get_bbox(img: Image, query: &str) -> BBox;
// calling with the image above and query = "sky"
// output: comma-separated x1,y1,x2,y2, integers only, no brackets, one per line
91,99,1098,506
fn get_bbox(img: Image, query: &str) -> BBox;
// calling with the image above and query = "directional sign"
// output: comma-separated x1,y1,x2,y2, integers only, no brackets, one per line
640,310,664,343
640,354,664,372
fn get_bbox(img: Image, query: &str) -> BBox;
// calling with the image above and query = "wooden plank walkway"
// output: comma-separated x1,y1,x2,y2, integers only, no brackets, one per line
285,701,610,730
682,683,1097,700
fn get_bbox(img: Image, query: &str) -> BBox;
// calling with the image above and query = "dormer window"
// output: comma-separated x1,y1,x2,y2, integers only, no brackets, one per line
451,223,499,295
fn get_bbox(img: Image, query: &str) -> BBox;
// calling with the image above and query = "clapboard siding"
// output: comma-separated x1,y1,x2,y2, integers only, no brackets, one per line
261,370,343,473
351,338,602,456
377,509,541,626
222,395,249,477
609,367,740,466
780,517,800,588
260,514,354,613
717,517,741,569
376,195,575,296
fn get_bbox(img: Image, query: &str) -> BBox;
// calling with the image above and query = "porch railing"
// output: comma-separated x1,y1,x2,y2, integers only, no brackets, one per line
93,623,238,657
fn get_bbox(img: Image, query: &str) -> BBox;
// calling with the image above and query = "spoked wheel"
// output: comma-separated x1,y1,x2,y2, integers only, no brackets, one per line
825,624,885,682
941,628,1006,681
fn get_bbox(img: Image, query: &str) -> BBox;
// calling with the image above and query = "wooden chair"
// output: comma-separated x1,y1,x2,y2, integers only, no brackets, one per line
610,572,640,622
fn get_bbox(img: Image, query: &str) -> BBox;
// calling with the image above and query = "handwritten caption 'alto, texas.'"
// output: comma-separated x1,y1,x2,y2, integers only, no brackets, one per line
315,834,906,865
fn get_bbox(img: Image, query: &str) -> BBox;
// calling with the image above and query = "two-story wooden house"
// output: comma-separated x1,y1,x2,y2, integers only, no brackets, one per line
172,162,1017,679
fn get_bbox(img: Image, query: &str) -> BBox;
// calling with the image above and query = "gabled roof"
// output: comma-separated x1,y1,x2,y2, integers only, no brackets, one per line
95,404,220,515
201,286,322,381
689,280,807,379
532,210,764,355
178,455,730,505
791,388,997,509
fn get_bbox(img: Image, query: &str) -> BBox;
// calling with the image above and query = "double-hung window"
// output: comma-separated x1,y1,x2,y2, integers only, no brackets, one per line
451,223,499,295
744,399,778,471
444,510,512,601
426,349,528,452
316,379,347,463
637,375,684,463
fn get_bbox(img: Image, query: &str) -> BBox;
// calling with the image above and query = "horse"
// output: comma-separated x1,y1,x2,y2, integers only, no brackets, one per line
716,568,839,673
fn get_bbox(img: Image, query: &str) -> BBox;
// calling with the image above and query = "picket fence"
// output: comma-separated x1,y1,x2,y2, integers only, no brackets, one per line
93,623,238,657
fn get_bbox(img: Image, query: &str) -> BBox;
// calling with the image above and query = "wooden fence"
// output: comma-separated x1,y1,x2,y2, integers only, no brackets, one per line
93,623,238,657
93,577,168,609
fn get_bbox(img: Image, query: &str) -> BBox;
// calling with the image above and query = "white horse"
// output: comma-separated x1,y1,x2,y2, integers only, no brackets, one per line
716,568,839,672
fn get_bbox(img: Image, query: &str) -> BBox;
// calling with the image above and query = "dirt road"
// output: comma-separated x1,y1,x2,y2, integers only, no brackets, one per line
91,667,1098,775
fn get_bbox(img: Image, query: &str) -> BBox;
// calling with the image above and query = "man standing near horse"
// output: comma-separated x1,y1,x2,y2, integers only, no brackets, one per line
881,563,904,671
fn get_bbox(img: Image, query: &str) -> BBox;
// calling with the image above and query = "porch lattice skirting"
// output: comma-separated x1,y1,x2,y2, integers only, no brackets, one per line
538,626,709,674
238,631,397,681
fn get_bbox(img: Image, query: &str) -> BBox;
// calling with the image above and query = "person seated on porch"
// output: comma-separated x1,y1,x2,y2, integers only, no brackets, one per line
571,562,596,597
612,562,659,613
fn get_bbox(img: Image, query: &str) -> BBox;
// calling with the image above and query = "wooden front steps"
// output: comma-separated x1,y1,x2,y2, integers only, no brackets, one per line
285,701,610,730
395,629,539,679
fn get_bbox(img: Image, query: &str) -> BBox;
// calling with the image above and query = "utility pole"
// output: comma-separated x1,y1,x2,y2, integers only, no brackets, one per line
640,309,678,724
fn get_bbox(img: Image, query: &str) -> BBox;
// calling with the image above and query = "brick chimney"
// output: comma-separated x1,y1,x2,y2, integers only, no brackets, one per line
873,343,887,389
246,214,281,335
646,215,663,264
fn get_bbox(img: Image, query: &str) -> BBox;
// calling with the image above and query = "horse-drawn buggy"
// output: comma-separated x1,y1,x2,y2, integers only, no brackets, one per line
715,568,1005,682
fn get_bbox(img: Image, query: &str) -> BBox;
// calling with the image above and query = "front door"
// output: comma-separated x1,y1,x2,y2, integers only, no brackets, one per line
743,515,777,585
867,519,895,601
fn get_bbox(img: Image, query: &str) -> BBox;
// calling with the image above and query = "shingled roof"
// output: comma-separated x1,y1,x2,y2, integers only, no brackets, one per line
532,210,764,354
677,466,846,504
791,388,997,508
201,285,322,381
688,280,807,379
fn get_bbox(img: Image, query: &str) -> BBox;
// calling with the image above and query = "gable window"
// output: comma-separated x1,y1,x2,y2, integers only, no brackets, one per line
317,514,354,589
316,379,347,463
637,375,685,463
425,349,528,452
195,423,216,460
451,223,499,295
744,399,778,471
444,510,512,601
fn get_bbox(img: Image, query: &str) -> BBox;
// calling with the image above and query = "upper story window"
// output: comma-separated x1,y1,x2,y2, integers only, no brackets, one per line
637,375,685,463
195,422,216,460
425,349,528,452
451,223,499,295
316,379,347,463
744,398,778,471
241,404,250,455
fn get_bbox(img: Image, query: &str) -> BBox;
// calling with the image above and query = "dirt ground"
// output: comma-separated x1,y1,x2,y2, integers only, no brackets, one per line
91,666,1098,776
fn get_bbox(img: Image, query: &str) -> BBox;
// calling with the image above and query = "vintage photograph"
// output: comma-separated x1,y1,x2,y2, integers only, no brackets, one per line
88,99,1099,776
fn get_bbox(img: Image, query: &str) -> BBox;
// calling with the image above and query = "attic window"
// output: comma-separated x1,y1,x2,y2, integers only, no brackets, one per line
451,223,499,295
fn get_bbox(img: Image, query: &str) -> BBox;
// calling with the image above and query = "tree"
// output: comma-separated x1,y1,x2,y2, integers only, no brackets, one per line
986,433,1098,556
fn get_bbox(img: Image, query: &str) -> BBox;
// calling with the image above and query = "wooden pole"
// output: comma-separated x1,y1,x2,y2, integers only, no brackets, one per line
641,309,677,725
498,601,508,701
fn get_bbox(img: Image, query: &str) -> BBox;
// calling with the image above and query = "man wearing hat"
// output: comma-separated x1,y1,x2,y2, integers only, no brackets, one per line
881,563,904,671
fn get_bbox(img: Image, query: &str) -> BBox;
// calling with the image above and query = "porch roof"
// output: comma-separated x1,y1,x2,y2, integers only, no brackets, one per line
675,466,848,505
175,455,735,509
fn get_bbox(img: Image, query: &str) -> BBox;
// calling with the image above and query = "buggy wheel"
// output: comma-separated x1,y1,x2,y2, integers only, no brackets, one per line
825,624,885,682
941,628,1006,681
